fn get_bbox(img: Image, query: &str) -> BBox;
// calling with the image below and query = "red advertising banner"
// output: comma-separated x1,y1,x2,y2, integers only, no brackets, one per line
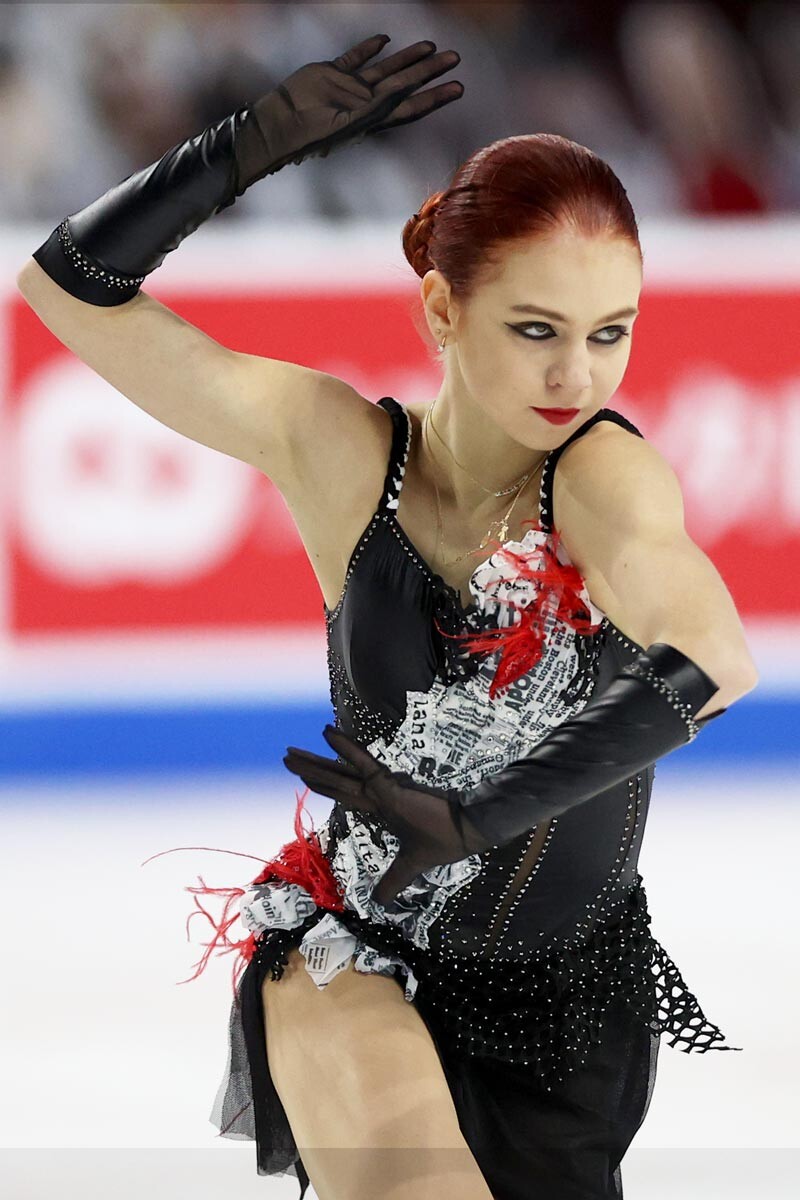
7,282,799,635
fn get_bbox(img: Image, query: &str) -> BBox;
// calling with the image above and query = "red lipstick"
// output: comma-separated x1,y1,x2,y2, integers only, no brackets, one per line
530,407,580,425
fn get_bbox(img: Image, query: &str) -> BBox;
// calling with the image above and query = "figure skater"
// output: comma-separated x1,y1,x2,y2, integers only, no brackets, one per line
18,29,757,1200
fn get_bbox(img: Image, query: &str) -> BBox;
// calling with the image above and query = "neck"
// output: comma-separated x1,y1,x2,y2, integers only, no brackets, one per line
422,391,548,510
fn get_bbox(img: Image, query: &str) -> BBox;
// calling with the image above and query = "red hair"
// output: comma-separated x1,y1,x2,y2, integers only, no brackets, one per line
402,133,642,356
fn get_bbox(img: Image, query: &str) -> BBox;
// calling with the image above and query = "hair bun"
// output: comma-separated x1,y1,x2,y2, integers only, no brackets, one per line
402,191,445,279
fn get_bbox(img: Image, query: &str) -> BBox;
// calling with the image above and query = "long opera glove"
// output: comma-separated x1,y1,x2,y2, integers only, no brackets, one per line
284,643,725,905
31,34,462,306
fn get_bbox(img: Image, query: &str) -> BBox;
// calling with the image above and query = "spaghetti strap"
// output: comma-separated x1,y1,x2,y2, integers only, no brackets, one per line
375,396,412,515
538,407,644,533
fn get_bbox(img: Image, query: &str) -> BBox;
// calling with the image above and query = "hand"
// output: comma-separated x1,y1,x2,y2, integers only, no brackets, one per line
283,725,490,905
237,33,464,186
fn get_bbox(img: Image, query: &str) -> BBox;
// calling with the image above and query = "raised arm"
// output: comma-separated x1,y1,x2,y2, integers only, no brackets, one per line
15,263,340,489
16,34,464,494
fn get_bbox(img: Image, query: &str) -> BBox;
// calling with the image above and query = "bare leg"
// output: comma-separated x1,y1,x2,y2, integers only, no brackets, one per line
262,947,494,1200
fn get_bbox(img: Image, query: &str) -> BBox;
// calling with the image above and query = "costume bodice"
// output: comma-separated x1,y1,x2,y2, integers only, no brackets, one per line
322,396,652,957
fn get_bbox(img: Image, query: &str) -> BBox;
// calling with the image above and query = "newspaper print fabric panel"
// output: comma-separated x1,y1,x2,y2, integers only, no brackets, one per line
239,823,419,999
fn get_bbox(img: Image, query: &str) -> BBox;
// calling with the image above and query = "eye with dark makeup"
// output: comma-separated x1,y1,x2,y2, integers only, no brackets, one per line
509,322,631,345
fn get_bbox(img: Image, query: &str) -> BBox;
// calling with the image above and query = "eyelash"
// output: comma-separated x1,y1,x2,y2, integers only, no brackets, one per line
511,322,631,345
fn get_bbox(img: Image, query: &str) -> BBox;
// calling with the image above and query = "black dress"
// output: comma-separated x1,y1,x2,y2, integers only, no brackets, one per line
198,397,741,1200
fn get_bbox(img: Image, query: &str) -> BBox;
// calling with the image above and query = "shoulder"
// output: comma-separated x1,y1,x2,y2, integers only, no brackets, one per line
552,417,685,560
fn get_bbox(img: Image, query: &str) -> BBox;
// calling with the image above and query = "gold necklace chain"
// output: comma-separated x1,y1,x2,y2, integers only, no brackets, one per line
427,399,532,496
422,405,548,569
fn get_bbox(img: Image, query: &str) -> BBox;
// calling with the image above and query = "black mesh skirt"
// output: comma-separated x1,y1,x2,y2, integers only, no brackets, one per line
210,914,660,1200
434,991,660,1199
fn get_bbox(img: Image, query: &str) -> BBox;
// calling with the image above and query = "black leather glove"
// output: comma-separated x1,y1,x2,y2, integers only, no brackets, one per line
283,642,725,905
31,33,463,307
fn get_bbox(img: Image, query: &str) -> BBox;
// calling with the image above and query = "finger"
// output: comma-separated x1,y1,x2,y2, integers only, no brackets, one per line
283,755,363,789
287,773,352,805
322,726,387,777
284,745,361,780
356,38,440,85
332,32,392,74
283,758,365,800
283,758,369,805
283,753,357,786
377,47,461,100
306,780,379,817
369,81,464,133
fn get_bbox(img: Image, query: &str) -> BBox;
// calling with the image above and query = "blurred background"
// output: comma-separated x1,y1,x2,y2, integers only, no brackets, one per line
2,0,800,220
1,2,798,1198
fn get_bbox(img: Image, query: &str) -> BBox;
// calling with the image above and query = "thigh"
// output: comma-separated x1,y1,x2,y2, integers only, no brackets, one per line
262,946,493,1200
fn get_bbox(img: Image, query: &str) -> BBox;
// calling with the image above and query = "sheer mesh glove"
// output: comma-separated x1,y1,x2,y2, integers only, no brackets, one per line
235,34,463,185
31,34,463,306
283,643,724,906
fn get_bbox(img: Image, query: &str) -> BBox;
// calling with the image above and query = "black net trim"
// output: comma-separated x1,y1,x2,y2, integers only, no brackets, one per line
250,873,741,1095
647,939,738,1053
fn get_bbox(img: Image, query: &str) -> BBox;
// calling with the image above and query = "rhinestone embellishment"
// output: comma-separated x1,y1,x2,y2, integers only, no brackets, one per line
621,659,700,741
57,218,146,289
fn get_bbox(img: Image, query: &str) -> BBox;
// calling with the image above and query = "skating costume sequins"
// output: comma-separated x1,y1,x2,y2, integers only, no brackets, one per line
181,396,739,1194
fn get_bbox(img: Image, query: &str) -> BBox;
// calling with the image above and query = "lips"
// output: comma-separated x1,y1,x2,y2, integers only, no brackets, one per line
531,406,581,425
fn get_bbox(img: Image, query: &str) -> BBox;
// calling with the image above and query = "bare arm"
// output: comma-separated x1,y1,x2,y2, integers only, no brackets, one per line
15,256,376,499
553,424,759,719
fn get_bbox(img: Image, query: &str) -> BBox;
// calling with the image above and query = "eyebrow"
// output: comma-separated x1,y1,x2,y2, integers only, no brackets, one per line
510,304,639,323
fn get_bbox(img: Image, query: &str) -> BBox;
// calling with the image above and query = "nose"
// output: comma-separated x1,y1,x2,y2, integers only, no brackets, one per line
546,348,592,395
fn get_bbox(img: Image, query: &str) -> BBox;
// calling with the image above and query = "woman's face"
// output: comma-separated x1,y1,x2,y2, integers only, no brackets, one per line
425,227,643,445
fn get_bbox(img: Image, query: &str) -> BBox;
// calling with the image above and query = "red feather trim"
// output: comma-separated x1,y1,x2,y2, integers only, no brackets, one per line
435,520,601,700
250,791,347,912
140,787,345,1002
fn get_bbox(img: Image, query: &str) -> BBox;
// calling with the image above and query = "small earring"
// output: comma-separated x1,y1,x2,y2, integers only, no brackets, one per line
437,329,447,353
